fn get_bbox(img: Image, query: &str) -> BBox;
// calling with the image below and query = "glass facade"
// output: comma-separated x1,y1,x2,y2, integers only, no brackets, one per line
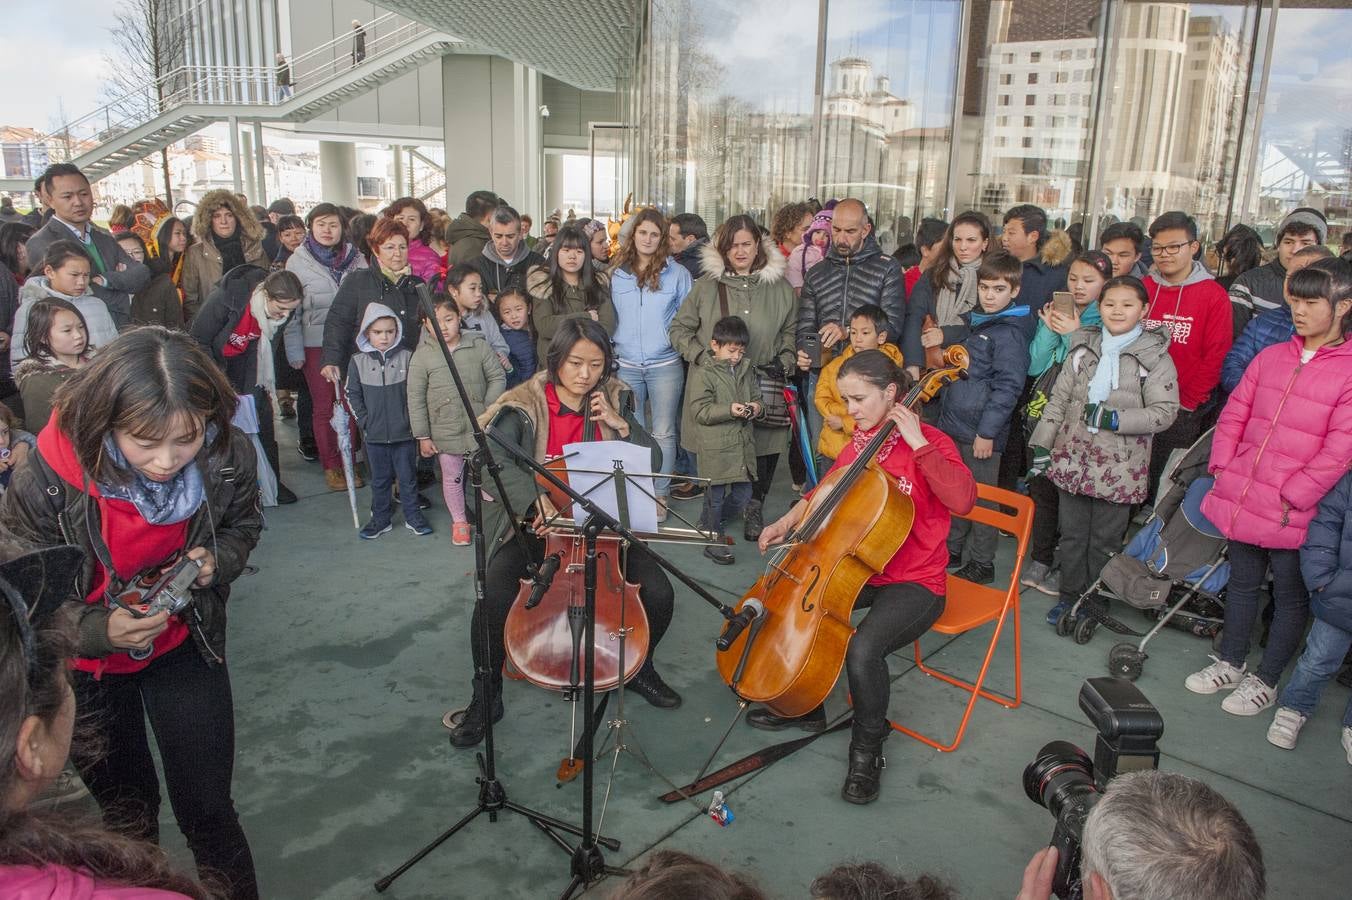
632,0,1352,247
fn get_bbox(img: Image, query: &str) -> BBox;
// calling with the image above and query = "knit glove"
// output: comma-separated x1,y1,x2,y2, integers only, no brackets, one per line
1083,403,1119,432
1027,446,1052,478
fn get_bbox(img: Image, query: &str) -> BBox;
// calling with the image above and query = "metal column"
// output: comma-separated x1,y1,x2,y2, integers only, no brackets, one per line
228,116,244,194
253,121,267,205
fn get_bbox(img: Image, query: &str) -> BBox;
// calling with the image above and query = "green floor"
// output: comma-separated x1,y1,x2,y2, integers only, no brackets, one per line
175,421,1351,898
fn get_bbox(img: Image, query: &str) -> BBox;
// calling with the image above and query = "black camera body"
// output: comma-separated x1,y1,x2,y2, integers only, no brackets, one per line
1023,678,1164,900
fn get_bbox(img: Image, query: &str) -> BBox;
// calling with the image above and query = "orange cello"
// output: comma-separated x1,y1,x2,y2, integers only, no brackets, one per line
715,346,969,717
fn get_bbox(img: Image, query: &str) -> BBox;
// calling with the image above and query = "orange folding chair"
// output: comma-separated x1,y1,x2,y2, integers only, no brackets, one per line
890,483,1033,752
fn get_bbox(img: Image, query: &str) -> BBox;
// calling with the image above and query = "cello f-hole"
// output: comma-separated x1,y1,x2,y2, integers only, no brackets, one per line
801,566,820,613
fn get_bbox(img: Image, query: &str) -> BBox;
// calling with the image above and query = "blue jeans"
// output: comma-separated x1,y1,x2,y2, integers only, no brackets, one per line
618,361,683,497
1218,541,1310,687
1278,617,1352,727
702,481,752,535
367,440,421,526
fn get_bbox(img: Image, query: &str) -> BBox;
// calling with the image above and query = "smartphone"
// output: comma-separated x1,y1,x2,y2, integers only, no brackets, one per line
1051,291,1075,318
799,333,822,368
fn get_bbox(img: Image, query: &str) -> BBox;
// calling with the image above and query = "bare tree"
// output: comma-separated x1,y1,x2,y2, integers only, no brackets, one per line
102,0,187,205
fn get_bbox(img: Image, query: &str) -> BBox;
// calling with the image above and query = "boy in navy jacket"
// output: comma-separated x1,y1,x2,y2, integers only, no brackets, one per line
937,252,1031,584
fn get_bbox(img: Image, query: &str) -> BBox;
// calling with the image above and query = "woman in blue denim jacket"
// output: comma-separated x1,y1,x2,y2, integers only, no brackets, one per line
609,208,692,513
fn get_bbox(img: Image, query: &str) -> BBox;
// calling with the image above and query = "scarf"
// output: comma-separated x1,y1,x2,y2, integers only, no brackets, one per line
97,434,207,526
970,305,1030,328
934,257,982,328
305,235,358,284
850,418,903,466
1086,325,1142,433
249,286,284,401
380,264,412,284
211,228,245,273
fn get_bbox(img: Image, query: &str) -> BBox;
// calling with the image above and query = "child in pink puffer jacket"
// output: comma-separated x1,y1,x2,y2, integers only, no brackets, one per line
1188,257,1352,717
786,210,832,294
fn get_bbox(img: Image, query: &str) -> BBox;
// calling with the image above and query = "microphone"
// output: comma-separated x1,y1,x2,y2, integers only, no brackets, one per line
525,553,562,609
716,598,766,652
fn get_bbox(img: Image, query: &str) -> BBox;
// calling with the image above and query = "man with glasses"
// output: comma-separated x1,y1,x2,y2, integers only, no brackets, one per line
1142,211,1233,502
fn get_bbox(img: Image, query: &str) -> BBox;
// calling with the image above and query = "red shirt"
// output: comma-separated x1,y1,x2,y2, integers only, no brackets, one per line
544,382,587,458
222,304,260,358
813,424,974,596
38,421,190,677
904,266,923,299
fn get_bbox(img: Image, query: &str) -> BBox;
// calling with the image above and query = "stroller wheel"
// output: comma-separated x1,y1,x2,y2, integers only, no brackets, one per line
1055,608,1076,637
1108,643,1145,681
1074,616,1097,645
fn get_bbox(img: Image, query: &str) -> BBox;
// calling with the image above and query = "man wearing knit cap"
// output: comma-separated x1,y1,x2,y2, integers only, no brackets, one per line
1228,207,1327,333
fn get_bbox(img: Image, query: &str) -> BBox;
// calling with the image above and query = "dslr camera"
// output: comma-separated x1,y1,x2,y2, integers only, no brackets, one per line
1023,677,1164,900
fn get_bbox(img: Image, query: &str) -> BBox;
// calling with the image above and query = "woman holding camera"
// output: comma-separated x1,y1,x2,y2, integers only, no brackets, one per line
0,328,263,898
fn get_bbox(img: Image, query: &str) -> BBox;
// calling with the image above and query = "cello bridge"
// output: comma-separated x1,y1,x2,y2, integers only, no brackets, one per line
609,627,634,641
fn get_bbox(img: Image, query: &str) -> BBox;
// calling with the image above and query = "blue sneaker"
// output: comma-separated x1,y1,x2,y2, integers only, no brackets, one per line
360,520,393,540
1045,598,1074,626
405,518,434,537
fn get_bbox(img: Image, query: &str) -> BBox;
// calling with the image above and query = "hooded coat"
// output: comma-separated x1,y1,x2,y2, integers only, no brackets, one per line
1202,335,1352,550
181,190,267,323
936,307,1032,453
189,265,303,394
1143,261,1233,411
797,232,905,354
469,239,544,297
669,238,797,457
344,302,414,443
321,266,425,369
1029,326,1179,505
133,215,187,328
1299,469,1352,633
407,327,505,455
11,277,120,374
687,354,760,485
445,213,489,266
15,352,90,433
526,265,616,361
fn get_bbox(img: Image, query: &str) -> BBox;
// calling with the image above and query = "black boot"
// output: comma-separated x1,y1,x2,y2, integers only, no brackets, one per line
841,723,887,805
743,499,764,542
746,703,826,732
625,663,682,708
448,676,504,748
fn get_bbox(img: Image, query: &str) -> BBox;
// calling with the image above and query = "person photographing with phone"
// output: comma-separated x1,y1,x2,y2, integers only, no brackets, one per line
0,328,264,898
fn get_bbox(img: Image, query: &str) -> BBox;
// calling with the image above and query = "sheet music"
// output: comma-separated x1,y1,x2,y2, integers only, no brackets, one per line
561,440,660,534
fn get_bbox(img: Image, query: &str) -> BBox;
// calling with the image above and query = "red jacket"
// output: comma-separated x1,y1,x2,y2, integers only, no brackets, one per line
822,424,975,595
1202,336,1352,549
1143,263,1232,411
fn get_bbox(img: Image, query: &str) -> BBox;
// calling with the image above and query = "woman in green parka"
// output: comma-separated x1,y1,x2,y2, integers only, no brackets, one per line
526,224,616,361
669,214,803,540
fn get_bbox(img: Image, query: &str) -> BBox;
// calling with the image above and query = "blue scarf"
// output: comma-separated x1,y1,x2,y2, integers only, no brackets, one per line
1086,325,1142,432
969,304,1030,327
305,235,358,285
97,435,207,525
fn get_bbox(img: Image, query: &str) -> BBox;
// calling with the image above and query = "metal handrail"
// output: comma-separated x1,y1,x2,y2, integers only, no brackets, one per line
28,12,446,156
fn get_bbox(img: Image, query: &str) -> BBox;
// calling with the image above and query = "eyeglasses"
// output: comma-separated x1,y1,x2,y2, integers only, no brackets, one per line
1151,240,1194,257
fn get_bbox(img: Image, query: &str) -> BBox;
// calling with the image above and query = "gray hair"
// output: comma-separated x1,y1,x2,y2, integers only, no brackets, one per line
491,205,522,228
1081,771,1264,900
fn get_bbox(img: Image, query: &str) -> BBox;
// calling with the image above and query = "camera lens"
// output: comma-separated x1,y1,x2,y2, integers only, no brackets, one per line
1023,740,1096,819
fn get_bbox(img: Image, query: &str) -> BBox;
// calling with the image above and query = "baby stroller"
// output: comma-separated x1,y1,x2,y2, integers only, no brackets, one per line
1053,428,1229,681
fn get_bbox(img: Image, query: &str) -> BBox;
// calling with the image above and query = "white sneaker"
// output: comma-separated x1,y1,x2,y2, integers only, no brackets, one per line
1342,726,1352,766
1185,655,1246,694
1266,707,1306,749
1221,674,1276,716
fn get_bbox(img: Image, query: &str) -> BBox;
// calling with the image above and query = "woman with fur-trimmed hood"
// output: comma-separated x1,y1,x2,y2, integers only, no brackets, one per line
181,189,267,323
669,215,799,539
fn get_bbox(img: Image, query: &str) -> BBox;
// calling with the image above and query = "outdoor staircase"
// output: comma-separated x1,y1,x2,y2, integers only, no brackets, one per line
0,14,463,193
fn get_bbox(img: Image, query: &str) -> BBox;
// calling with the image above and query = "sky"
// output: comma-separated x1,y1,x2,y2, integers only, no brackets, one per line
2,0,117,131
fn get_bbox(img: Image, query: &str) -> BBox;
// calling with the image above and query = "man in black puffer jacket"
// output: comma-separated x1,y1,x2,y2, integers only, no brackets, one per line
796,198,905,358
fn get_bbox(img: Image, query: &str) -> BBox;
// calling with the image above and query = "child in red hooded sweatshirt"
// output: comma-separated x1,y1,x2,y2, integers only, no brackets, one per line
1141,211,1232,502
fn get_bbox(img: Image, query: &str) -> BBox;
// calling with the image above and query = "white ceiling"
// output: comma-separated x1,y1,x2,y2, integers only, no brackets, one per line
378,0,636,91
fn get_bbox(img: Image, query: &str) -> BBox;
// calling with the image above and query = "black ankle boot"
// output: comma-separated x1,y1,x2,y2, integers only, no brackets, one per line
449,676,504,749
746,703,826,732
841,725,887,805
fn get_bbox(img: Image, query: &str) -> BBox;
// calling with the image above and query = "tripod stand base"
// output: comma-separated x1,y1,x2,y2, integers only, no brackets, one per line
373,752,620,893
559,843,629,900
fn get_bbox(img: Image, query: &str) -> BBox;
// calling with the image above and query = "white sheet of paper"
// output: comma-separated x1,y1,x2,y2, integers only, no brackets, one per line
560,440,660,533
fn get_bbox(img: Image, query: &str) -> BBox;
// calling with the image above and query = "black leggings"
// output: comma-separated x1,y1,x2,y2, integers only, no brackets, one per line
846,582,946,733
72,642,259,900
752,453,780,504
470,534,675,681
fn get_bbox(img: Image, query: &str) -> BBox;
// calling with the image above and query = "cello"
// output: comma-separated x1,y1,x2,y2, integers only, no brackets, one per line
715,346,969,717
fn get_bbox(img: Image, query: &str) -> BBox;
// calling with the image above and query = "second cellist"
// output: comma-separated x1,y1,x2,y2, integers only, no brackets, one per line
749,350,976,804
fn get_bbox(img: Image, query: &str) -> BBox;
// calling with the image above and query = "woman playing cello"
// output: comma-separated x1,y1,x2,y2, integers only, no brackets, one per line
751,350,976,804
449,317,681,748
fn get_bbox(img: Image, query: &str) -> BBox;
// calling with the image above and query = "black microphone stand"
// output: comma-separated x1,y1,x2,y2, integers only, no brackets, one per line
374,285,610,893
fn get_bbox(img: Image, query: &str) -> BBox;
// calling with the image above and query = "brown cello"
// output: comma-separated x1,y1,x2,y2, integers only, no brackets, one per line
502,389,651,694
715,346,969,717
